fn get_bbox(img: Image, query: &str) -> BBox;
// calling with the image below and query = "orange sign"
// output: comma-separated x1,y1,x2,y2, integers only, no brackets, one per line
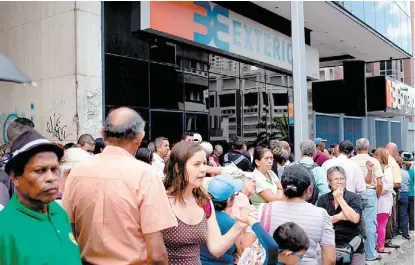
288,103,294,118
385,79,395,109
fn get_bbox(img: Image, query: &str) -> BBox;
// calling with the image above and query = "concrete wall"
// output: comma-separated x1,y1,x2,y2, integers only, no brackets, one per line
0,1,102,145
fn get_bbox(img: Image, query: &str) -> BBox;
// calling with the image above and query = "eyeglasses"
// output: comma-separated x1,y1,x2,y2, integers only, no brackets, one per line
330,178,346,183
279,249,304,260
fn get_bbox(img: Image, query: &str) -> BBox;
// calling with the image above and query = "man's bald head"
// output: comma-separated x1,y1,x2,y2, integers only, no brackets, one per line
386,143,398,155
103,107,145,141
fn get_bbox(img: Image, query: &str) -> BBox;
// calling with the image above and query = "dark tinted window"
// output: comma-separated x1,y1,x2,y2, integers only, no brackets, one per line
105,55,149,108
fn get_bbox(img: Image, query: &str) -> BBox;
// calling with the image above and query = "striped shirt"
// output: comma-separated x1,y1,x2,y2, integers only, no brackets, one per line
258,201,335,265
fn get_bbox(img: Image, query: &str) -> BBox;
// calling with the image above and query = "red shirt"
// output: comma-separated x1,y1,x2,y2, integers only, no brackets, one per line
313,150,329,166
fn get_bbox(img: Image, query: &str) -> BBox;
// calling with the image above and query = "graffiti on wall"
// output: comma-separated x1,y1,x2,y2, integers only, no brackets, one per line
0,103,35,144
46,113,72,141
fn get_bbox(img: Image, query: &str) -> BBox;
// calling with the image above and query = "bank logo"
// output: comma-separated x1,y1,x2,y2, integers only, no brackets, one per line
193,1,230,51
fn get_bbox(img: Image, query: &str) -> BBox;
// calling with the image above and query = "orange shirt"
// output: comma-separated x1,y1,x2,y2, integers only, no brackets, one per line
62,146,177,265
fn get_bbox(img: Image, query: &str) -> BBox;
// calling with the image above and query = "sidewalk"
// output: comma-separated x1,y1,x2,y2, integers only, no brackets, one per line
316,231,414,265
366,231,414,265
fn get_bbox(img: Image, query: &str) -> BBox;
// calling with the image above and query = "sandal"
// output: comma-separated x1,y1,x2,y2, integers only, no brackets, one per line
366,255,382,261
377,248,392,254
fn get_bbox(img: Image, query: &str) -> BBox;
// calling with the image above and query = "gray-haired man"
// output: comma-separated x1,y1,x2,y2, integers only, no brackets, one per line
350,138,383,261
152,137,170,179
294,140,330,202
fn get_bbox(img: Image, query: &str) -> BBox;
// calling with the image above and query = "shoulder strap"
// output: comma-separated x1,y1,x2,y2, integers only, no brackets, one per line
233,154,246,165
224,153,229,163
204,200,212,219
260,203,273,233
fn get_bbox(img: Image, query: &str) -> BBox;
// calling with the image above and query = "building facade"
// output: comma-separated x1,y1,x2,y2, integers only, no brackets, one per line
316,1,415,152
0,1,412,152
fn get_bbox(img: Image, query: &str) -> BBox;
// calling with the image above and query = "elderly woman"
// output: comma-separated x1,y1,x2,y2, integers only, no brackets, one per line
58,147,91,204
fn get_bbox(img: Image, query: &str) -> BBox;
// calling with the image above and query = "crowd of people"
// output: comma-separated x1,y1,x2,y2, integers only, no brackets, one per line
0,107,413,265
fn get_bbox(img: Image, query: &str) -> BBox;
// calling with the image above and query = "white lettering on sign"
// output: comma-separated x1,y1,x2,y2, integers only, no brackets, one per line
388,80,415,112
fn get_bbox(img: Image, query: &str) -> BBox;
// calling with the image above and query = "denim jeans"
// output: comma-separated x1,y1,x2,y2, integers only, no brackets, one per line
362,189,378,260
398,192,409,237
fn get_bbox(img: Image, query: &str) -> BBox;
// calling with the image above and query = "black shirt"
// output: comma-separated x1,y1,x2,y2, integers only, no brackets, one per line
317,189,363,251
220,150,251,172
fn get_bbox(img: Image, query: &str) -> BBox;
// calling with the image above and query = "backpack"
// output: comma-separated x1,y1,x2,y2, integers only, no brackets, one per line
223,153,250,170
299,162,320,205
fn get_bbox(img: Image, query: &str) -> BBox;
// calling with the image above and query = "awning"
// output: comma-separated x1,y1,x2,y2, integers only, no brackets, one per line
0,52,33,85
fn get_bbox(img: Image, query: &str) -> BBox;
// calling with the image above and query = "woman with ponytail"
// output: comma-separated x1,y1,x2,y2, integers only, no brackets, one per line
242,164,336,265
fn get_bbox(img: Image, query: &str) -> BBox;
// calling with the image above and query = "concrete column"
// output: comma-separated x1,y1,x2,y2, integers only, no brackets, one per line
291,1,309,160
75,2,103,138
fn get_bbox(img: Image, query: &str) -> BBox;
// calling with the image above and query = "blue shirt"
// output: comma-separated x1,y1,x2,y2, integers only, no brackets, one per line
200,211,236,265
408,168,414,196
295,157,331,198
399,169,410,192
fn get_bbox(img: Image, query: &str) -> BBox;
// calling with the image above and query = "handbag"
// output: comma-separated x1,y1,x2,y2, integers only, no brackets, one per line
335,236,362,265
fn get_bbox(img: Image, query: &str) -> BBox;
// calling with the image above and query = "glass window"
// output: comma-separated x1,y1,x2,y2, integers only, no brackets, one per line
105,54,150,108
401,9,410,53
375,1,386,37
150,111,183,143
244,92,258,106
394,6,402,48
364,1,376,29
185,112,209,141
219,93,236,107
343,1,352,12
149,62,184,110
209,54,239,77
104,2,150,60
407,15,412,55
385,1,396,43
272,93,289,106
351,1,365,21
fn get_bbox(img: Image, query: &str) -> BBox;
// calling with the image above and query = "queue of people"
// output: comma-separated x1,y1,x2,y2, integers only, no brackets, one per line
0,107,413,265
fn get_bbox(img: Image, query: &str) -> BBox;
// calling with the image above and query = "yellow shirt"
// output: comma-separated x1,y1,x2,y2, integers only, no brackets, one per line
350,154,383,189
388,155,402,184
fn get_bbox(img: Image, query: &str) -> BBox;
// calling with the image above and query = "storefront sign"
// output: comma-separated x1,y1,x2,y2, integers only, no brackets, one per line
141,1,320,80
386,79,415,115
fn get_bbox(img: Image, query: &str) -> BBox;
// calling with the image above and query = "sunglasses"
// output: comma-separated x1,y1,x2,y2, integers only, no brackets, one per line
279,249,304,260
